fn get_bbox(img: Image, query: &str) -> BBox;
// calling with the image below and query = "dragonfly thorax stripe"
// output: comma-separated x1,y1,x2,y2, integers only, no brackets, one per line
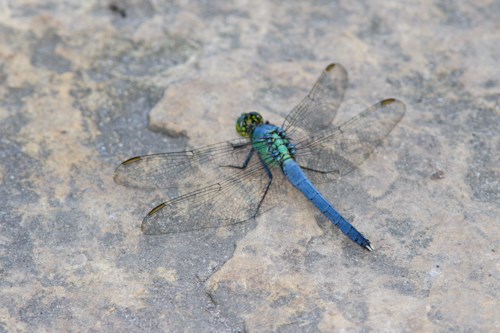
252,124,296,167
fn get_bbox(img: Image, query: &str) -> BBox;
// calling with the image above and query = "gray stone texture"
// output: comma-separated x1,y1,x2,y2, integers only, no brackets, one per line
0,0,498,332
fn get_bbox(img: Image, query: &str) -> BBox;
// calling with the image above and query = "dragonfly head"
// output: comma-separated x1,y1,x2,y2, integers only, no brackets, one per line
236,112,264,137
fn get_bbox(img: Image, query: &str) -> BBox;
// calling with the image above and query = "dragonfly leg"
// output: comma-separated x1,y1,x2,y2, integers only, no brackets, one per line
253,155,273,217
220,148,255,169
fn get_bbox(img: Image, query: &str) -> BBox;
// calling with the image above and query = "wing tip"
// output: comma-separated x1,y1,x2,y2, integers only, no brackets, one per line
325,63,347,75
122,156,143,165
141,223,154,234
381,98,396,105
147,202,167,217
325,63,336,72
112,172,122,185
380,98,406,119
113,156,143,185
142,203,167,234
381,98,406,108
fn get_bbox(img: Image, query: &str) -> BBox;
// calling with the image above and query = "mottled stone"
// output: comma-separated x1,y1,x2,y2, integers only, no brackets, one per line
0,0,498,332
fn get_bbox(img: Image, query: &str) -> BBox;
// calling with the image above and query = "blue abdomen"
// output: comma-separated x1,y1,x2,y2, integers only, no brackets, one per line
282,159,372,250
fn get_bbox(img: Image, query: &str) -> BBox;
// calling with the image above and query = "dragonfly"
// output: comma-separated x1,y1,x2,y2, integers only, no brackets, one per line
114,63,405,251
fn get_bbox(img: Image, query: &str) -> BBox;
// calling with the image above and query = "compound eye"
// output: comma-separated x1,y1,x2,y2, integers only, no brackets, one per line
249,112,264,125
236,113,250,137
235,112,265,137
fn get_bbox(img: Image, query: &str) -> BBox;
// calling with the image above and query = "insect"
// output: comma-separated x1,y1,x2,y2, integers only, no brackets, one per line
114,64,405,251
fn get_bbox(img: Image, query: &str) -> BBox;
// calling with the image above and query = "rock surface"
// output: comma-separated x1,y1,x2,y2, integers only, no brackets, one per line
0,1,498,332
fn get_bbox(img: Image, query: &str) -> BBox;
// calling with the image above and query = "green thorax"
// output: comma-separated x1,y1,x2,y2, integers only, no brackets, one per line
251,124,296,167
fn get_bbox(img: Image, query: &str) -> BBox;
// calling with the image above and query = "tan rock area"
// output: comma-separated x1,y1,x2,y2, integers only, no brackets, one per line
0,1,498,332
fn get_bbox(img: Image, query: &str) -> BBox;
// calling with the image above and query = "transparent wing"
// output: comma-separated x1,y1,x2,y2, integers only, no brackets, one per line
294,99,406,181
141,155,290,234
114,138,252,191
282,63,347,142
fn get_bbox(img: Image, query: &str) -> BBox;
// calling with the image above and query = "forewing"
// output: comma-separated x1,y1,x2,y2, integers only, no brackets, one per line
141,156,290,234
114,138,252,190
295,99,406,179
282,63,347,141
